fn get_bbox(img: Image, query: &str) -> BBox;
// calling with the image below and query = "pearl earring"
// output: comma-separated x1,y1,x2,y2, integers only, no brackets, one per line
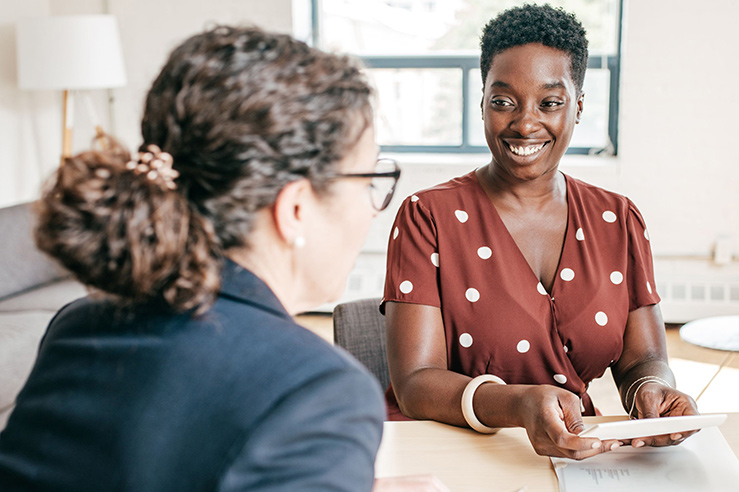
293,236,306,249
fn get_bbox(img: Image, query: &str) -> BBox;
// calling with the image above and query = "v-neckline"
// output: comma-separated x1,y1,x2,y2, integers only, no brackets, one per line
471,170,572,297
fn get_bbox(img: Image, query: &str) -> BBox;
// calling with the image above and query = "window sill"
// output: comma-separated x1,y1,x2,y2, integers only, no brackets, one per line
383,151,620,176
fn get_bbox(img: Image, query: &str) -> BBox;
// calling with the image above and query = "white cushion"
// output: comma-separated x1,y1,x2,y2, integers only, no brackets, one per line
0,311,56,412
0,279,87,313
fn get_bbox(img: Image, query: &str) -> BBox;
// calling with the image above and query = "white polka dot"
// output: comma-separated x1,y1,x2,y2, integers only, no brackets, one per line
647,281,653,294
459,333,473,348
610,271,624,285
477,246,492,260
644,229,650,241
517,340,530,353
537,282,548,296
595,311,608,326
564,345,569,353
411,195,419,202
554,374,568,384
575,227,585,241
393,227,399,240
465,288,480,302
399,280,413,294
602,210,617,223
455,210,469,223
430,252,439,267
560,268,575,282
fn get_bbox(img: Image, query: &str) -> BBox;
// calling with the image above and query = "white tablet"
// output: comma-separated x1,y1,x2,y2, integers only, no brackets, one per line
578,414,727,440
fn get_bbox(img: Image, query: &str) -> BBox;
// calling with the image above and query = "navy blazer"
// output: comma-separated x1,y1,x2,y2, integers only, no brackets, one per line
0,260,385,491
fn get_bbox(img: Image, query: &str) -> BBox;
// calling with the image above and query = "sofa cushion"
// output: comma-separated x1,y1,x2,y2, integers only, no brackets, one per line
0,311,56,417
0,202,70,301
0,279,87,313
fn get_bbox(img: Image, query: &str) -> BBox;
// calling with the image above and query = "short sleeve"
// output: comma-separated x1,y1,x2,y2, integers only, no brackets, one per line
626,200,661,311
217,367,384,492
382,195,441,313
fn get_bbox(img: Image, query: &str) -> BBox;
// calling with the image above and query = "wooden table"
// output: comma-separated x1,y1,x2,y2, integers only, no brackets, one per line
375,413,739,492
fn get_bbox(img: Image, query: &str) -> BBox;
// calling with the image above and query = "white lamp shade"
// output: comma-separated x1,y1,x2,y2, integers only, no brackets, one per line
17,15,127,90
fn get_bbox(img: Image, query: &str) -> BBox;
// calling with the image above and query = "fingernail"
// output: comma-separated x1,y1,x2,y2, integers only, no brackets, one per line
634,440,645,448
673,434,683,440
592,441,601,449
610,442,620,450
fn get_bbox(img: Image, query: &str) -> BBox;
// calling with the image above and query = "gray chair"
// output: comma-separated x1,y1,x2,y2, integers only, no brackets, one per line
332,297,390,390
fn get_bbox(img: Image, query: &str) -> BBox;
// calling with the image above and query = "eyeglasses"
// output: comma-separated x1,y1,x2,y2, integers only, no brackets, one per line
326,158,401,211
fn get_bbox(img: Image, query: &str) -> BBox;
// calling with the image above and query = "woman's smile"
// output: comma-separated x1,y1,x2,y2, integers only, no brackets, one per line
503,140,550,158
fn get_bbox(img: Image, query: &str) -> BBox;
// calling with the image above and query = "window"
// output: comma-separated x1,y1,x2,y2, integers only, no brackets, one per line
301,0,623,155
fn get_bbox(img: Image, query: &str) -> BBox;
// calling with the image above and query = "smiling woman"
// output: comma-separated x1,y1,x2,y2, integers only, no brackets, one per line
381,4,699,461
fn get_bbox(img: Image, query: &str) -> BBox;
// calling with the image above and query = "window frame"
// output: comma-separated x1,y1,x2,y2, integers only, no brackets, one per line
309,0,623,155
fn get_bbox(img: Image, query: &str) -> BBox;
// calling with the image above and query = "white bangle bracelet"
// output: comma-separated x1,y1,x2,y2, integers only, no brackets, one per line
461,374,506,434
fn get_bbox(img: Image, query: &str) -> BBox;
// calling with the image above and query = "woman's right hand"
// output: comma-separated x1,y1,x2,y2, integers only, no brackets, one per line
518,385,620,459
373,475,452,492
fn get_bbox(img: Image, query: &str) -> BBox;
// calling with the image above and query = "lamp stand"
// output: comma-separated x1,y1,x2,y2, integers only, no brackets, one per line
61,89,74,164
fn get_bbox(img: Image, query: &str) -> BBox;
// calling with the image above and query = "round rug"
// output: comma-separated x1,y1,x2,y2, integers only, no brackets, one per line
679,316,739,352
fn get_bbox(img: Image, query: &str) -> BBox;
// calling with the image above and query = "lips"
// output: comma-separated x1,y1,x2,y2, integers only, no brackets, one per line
505,141,549,157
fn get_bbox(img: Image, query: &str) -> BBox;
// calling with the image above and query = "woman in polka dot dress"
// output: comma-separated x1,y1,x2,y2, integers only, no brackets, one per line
382,4,698,460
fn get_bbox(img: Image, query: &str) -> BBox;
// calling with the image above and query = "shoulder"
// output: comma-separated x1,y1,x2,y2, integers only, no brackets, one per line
565,174,644,219
401,170,478,207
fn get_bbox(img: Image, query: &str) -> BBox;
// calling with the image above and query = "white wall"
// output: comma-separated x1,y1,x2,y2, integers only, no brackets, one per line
0,0,292,208
0,0,58,207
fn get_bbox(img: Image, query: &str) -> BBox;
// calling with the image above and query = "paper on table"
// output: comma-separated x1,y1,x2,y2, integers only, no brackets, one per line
551,427,739,492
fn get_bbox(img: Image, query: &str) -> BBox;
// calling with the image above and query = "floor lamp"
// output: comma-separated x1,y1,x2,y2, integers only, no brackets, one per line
16,15,127,165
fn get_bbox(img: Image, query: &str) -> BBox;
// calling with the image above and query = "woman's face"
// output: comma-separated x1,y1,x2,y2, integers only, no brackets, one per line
482,43,583,182
301,123,380,305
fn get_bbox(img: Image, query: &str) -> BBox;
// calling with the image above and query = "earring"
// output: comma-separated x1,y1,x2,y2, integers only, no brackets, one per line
293,236,306,249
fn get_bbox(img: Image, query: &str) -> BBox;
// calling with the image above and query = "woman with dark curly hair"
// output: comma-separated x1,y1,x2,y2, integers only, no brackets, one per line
0,26,448,492
383,4,698,459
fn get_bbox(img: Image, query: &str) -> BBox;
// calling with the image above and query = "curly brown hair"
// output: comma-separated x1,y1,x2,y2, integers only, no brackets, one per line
35,26,373,312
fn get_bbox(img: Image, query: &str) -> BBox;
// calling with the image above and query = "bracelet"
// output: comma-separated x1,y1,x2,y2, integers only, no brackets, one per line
626,377,672,419
624,375,672,410
461,374,506,434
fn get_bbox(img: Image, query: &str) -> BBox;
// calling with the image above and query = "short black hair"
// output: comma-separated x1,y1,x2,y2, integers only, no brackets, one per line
480,4,589,93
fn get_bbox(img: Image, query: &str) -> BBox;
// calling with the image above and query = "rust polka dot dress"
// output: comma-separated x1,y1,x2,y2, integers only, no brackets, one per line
382,171,660,420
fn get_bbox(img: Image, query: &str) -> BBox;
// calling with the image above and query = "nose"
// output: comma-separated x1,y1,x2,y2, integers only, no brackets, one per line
509,105,542,137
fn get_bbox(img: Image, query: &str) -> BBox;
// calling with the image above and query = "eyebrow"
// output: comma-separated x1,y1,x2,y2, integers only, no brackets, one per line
490,81,511,89
489,81,568,90
542,81,567,90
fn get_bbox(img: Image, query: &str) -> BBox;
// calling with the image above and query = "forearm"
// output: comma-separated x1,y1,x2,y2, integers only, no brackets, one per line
396,368,528,429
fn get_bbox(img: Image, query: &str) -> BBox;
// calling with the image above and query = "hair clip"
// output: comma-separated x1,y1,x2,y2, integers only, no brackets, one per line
125,144,179,190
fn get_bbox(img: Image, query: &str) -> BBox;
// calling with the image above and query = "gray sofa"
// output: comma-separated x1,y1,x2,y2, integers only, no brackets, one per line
0,202,87,429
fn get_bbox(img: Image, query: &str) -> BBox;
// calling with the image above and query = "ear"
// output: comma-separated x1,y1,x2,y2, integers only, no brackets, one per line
272,178,313,246
575,92,585,124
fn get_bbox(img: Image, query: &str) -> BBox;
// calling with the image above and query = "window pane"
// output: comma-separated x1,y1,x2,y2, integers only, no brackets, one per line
321,0,620,55
467,68,485,147
369,68,462,146
467,67,611,151
570,68,610,149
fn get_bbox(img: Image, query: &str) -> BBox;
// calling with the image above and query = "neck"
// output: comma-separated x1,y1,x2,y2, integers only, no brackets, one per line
226,217,307,316
479,164,566,209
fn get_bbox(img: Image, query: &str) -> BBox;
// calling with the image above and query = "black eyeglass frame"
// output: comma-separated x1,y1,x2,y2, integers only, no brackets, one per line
324,158,401,211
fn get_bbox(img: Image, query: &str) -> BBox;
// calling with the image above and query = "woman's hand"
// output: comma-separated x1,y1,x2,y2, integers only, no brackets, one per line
373,475,452,492
629,382,699,448
518,385,621,459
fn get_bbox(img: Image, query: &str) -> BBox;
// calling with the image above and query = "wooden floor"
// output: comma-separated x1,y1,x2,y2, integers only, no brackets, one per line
294,314,739,416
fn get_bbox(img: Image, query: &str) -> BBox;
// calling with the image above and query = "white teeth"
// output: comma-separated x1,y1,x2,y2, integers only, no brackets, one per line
508,143,545,156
